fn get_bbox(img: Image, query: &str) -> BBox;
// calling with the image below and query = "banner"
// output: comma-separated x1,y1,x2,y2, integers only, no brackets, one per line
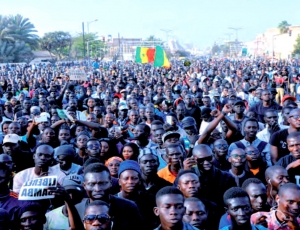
68,68,87,81
19,176,58,200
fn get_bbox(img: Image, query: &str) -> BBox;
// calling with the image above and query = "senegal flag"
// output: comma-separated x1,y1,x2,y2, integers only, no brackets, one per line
154,46,170,68
135,47,155,63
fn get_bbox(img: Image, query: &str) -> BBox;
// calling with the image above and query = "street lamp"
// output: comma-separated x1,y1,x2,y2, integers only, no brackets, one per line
228,27,242,57
87,19,98,34
161,29,172,48
224,33,233,41
228,27,242,41
87,39,104,67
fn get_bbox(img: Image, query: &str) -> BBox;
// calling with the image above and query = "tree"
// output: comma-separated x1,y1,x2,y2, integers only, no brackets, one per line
220,44,230,56
0,14,38,63
146,35,161,41
292,35,300,56
278,20,291,34
211,44,221,55
8,14,39,49
71,33,98,59
40,31,72,60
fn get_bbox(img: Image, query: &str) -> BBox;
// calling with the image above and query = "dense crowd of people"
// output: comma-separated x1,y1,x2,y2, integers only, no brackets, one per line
0,58,300,229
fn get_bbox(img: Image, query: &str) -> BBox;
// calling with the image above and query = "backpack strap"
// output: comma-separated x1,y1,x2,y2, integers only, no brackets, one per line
235,141,246,150
256,141,267,152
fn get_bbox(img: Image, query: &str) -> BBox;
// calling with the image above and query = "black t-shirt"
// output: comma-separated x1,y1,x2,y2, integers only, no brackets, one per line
185,105,201,128
276,154,300,185
250,101,282,123
269,129,289,160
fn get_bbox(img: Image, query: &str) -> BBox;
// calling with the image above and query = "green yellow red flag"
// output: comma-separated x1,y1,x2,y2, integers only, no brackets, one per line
135,47,155,63
153,46,170,68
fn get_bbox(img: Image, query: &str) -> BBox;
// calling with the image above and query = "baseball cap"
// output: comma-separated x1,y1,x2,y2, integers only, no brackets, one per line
119,104,129,110
248,87,256,93
181,116,197,129
162,131,181,143
234,100,245,106
62,174,84,192
282,95,296,103
3,134,20,144
138,148,158,162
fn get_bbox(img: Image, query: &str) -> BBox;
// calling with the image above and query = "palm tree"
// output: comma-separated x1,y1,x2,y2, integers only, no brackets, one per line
0,15,14,42
8,14,39,49
278,20,291,34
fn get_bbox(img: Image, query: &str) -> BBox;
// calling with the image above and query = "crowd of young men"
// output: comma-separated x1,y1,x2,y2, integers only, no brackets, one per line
0,58,300,229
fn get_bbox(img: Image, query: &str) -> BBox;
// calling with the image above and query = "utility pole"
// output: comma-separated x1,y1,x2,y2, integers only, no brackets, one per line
82,22,85,59
228,27,242,41
161,29,172,48
228,27,242,57
224,33,233,41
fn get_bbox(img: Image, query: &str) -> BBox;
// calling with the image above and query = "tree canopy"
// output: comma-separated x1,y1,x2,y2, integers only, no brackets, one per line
292,35,300,57
0,14,38,63
278,20,291,34
40,31,72,61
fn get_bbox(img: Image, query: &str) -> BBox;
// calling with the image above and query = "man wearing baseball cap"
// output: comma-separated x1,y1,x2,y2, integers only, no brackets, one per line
281,95,296,106
117,104,129,126
44,174,85,229
2,134,34,173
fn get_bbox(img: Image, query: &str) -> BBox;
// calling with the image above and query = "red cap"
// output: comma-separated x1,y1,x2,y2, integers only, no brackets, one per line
281,95,296,103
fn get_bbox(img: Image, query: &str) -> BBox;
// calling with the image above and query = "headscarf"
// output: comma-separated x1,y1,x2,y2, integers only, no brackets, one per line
105,156,123,167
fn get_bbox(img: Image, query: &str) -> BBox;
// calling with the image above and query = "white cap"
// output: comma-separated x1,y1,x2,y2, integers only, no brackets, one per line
3,134,20,144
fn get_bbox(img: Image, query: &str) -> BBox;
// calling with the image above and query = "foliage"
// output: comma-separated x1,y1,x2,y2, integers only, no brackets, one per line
278,20,291,34
175,50,190,57
146,35,161,41
0,14,38,63
292,35,300,56
211,44,221,55
40,31,72,60
71,33,107,60
220,44,230,56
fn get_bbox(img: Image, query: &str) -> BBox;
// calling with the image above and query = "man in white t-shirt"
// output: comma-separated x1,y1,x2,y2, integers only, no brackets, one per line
13,144,66,193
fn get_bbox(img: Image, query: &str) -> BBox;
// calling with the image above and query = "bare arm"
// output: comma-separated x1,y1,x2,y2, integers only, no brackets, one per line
270,145,278,164
56,78,70,103
75,119,102,130
50,120,67,129
197,110,224,144
66,200,84,230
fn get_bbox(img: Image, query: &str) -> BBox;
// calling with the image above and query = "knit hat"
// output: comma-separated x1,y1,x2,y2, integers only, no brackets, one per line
62,174,84,192
118,160,142,178
55,145,75,157
138,148,158,162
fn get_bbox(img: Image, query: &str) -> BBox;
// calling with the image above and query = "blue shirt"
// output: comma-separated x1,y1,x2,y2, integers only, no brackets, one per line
228,138,271,166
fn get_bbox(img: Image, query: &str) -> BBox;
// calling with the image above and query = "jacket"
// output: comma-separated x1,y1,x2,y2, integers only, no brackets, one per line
75,196,143,230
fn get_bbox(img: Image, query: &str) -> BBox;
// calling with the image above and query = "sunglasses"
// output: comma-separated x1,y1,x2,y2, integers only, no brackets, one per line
83,214,111,224
87,144,100,149
246,150,260,155
230,154,246,159
214,144,228,149
99,138,111,142
290,115,300,120
196,155,213,164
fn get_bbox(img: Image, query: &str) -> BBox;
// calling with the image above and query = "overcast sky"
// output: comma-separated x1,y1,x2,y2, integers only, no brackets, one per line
1,0,300,49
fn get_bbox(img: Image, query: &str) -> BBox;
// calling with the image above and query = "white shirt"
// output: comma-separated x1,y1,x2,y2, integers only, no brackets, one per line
256,125,287,143
13,167,66,193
